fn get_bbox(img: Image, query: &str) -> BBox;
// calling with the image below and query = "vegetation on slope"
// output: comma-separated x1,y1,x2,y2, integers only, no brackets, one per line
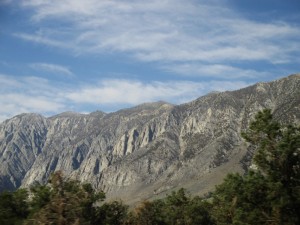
0,109,299,224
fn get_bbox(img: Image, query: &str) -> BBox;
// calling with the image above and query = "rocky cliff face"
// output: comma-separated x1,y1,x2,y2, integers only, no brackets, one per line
0,74,300,203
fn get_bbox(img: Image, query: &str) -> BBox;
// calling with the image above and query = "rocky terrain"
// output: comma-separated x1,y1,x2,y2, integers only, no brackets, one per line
0,74,300,203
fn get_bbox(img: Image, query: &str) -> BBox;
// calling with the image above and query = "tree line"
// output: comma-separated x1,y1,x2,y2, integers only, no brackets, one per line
0,109,299,225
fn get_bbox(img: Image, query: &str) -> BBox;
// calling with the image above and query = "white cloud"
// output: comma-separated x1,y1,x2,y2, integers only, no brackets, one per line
66,79,249,105
0,74,67,121
30,63,73,76
0,74,250,122
0,74,21,88
66,79,196,105
164,63,271,79
14,0,300,77
0,94,64,112
14,33,75,50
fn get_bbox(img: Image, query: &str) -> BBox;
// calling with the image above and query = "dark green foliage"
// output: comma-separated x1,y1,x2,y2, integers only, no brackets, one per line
94,200,129,225
28,183,51,214
211,109,300,225
163,188,190,224
212,172,273,225
24,171,106,225
128,200,166,225
183,196,214,225
0,189,29,225
127,188,214,225
242,109,300,188
241,109,300,224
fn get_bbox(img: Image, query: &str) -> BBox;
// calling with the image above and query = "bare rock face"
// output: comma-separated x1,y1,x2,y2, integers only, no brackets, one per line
0,74,300,203
0,114,49,190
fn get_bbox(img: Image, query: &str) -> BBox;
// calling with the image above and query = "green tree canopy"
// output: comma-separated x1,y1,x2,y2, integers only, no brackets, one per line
25,171,106,225
212,109,300,225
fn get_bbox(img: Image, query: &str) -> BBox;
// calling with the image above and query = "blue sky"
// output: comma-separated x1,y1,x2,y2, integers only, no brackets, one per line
0,0,299,121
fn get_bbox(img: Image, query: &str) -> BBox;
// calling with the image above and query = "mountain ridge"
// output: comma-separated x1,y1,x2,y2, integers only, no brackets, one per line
0,74,300,204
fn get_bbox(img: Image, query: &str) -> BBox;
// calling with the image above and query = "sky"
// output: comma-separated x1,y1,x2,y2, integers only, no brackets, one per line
0,0,299,122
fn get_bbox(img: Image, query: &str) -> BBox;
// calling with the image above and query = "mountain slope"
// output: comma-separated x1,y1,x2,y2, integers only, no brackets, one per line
0,74,299,203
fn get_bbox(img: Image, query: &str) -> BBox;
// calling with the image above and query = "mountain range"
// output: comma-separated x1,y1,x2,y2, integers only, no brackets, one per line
0,74,299,204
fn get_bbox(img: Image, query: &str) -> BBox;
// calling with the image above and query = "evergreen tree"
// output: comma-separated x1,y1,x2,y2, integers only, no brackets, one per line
128,188,214,225
212,109,300,225
93,200,128,225
28,183,52,215
25,171,105,225
242,109,300,224
0,189,29,225
128,200,166,225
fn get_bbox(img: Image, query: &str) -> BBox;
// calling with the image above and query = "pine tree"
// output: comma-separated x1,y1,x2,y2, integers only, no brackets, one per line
212,109,300,225
242,109,300,224
25,171,105,225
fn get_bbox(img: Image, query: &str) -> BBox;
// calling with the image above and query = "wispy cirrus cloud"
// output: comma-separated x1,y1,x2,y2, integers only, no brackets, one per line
66,79,249,105
0,74,250,122
163,63,271,79
13,0,299,78
13,32,76,51
30,63,73,76
0,74,67,122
